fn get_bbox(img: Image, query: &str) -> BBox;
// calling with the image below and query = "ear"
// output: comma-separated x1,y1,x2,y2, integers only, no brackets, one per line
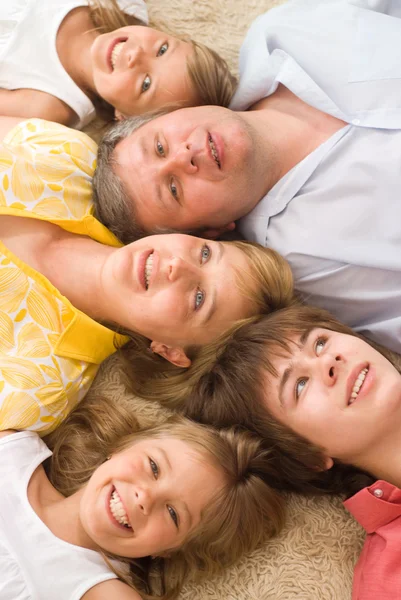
323,456,334,470
150,341,191,368
114,109,126,121
201,222,236,240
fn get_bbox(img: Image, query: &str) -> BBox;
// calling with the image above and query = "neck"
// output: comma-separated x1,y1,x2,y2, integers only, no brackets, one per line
56,7,99,97
352,423,401,489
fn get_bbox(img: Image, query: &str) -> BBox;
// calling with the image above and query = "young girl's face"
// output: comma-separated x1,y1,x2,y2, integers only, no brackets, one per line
262,328,401,465
90,26,200,118
79,436,223,557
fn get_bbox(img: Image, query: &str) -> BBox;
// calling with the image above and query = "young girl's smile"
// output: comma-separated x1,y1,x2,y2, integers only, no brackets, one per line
78,437,223,557
90,26,199,118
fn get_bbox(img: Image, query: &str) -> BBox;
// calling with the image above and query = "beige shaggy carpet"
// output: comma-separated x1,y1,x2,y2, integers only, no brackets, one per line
88,1,366,598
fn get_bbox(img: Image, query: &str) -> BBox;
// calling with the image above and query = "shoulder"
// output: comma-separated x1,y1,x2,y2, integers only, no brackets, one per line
0,430,16,439
82,579,142,600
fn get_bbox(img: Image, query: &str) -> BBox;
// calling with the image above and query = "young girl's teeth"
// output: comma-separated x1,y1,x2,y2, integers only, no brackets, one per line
349,367,368,405
111,41,125,69
110,489,131,528
144,253,153,289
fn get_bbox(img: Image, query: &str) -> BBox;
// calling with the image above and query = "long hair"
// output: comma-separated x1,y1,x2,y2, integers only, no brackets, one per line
182,305,401,498
44,396,285,600
121,240,297,403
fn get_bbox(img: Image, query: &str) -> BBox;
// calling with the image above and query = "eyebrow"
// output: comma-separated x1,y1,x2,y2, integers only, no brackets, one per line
277,328,313,407
200,243,225,326
158,446,192,529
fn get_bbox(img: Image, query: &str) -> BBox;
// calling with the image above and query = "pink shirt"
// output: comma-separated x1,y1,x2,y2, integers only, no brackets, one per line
344,480,401,599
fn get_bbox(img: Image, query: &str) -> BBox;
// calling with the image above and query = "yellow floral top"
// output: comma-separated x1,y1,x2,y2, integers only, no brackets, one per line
0,119,126,435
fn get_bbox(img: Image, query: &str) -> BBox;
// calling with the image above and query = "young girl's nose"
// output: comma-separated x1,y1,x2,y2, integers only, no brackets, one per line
135,487,152,515
127,45,144,68
319,353,341,386
168,256,197,283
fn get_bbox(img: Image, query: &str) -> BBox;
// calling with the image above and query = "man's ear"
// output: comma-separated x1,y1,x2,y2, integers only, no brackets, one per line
150,341,191,368
202,222,236,240
114,109,125,121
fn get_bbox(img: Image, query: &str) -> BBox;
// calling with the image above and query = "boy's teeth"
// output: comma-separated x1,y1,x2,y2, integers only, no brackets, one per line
109,489,131,528
348,367,368,405
111,41,125,69
144,252,153,289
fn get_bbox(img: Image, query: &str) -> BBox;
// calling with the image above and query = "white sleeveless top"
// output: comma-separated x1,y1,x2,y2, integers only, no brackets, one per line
0,0,148,129
0,431,118,600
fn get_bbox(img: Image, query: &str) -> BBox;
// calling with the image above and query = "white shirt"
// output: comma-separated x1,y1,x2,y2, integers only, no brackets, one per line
232,0,401,353
0,431,117,600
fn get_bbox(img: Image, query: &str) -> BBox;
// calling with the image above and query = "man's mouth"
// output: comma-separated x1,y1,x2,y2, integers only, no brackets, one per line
144,252,154,290
110,39,127,70
348,367,369,405
208,134,221,168
109,487,132,529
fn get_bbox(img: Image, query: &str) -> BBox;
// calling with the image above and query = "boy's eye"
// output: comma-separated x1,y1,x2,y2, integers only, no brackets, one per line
142,75,151,92
149,457,159,479
167,505,178,528
157,42,169,57
200,244,211,263
195,289,205,310
156,140,165,156
295,378,308,399
315,337,327,356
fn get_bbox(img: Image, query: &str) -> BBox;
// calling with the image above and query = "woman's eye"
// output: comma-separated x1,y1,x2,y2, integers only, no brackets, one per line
170,180,178,199
295,378,308,399
149,457,159,479
141,75,151,93
167,505,178,528
200,244,211,263
195,289,205,310
156,140,165,156
315,337,327,356
157,42,169,57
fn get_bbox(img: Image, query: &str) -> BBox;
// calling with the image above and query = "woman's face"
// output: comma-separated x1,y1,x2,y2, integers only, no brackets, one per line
263,328,401,464
101,234,255,362
90,26,199,117
80,436,223,558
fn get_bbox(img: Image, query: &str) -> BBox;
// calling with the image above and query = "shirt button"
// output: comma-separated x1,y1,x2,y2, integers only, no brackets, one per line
352,118,361,125
373,488,383,498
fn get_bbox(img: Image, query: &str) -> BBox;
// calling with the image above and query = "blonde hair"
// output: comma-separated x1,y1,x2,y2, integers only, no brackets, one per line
121,240,297,404
87,1,237,123
44,395,285,600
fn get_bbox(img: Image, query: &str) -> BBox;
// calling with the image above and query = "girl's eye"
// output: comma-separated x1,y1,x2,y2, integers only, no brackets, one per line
200,244,211,263
195,289,205,310
167,505,178,528
295,378,308,399
157,42,169,57
142,75,151,93
156,140,165,156
315,337,327,356
149,457,159,479
170,180,178,199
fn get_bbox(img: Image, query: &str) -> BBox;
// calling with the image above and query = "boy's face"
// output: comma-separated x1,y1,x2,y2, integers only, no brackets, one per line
90,26,199,117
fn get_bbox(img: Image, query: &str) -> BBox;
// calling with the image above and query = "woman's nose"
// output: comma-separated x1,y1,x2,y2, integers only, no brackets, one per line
168,256,197,282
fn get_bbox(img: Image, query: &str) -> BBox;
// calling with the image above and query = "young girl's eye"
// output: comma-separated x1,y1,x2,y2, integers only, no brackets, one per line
170,180,178,200
200,244,211,263
195,289,205,310
157,42,169,57
156,140,165,156
142,75,151,92
315,337,327,356
149,457,159,479
167,505,178,528
295,378,308,399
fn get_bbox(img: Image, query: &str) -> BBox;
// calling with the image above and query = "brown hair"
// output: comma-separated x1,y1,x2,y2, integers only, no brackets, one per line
182,305,401,498
87,1,237,125
121,240,296,402
44,395,284,600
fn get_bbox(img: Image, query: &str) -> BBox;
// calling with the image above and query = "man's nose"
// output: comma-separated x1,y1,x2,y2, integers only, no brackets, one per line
161,144,198,175
127,45,144,68
168,256,197,282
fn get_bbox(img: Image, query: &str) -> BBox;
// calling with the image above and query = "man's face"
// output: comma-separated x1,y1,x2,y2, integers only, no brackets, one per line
113,106,262,236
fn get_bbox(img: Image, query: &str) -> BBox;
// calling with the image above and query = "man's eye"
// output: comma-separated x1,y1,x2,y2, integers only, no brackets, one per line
156,140,165,156
142,75,151,92
149,457,159,479
170,180,178,199
195,289,205,310
157,42,169,57
200,244,211,263
315,337,327,356
167,505,178,528
295,378,308,399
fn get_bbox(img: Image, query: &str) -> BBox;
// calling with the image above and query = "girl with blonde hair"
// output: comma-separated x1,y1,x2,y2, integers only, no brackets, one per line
0,393,285,600
0,0,237,129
